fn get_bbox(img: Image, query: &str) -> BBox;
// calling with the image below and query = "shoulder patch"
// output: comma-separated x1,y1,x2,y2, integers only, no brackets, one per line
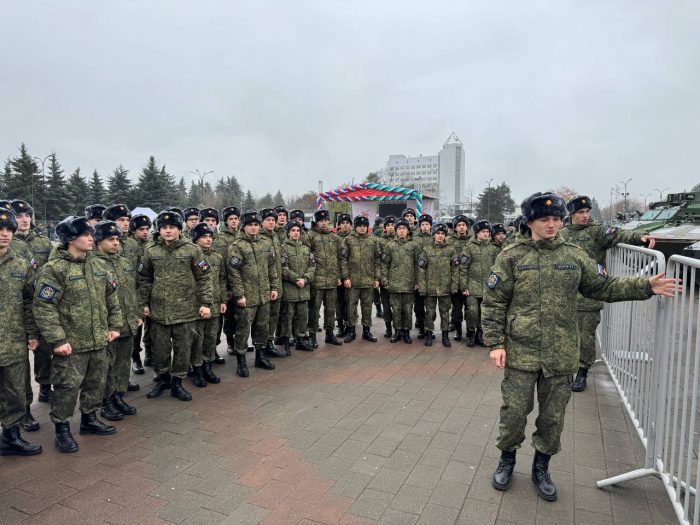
340,246,349,258
417,256,427,268
596,263,608,279
309,253,316,264
605,227,617,235
381,252,389,262
281,256,288,265
459,255,469,265
37,283,58,302
451,256,460,267
228,256,242,269
485,272,501,290
197,259,210,273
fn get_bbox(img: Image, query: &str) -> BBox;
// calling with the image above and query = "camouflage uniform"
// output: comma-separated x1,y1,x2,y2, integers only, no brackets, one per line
219,226,240,342
195,247,227,365
417,241,460,331
381,238,421,331
461,238,500,333
33,249,123,423
306,225,342,331
377,233,395,324
280,238,315,338
120,234,141,267
335,229,351,333
340,232,381,328
412,231,432,330
261,228,283,344
447,232,471,333
138,237,213,379
482,234,653,454
129,231,152,364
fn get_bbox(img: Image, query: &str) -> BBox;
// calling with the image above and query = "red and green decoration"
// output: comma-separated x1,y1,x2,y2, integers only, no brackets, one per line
316,183,423,214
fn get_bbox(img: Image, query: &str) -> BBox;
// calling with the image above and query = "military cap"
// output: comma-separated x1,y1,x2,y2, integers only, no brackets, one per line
164,207,185,220
274,205,289,217
290,209,305,222
374,217,383,226
56,216,95,246
314,209,331,222
566,195,592,214
474,220,491,233
183,207,200,219
452,214,470,228
0,208,18,233
103,203,131,221
431,222,448,235
0,200,11,211
93,220,122,243
260,208,277,221
129,214,152,232
491,223,507,235
353,215,370,228
395,218,411,231
285,220,302,234
383,215,396,225
521,192,566,222
402,208,416,219
10,199,33,216
336,213,352,225
222,206,241,221
155,210,183,230
241,210,262,226
189,222,214,242
85,204,107,220
418,214,433,226
199,207,220,223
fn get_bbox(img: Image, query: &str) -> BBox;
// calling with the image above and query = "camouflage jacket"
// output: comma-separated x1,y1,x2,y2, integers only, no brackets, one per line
14,229,53,268
412,231,432,248
280,238,315,302
227,233,279,306
447,232,471,252
380,237,422,293
220,227,240,247
0,249,38,366
211,231,229,262
460,238,500,297
33,248,123,352
559,222,648,311
274,226,287,245
305,225,342,289
93,249,141,336
138,237,214,325
340,232,381,288
120,234,141,268
417,241,460,296
261,228,283,299
9,238,32,262
202,247,228,317
482,235,653,377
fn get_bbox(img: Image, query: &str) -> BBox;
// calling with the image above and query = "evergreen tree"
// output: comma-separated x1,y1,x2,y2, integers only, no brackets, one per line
273,190,285,206
106,165,133,207
175,177,189,208
45,153,71,220
242,190,256,211
476,182,516,223
0,158,10,197
89,170,106,204
134,156,171,210
257,192,274,209
66,168,91,215
7,144,42,211
214,176,244,207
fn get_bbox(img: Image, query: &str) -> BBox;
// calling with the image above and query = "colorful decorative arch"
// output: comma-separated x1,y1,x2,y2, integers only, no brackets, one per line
316,182,423,214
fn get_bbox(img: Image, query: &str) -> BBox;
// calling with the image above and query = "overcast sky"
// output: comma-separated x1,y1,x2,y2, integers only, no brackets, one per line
1,1,698,206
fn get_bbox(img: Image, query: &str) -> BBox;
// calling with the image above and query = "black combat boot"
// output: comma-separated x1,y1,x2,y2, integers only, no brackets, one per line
417,322,426,340
454,327,462,341
20,412,39,432
132,357,144,375
193,366,207,388
466,329,476,347
344,326,356,343
248,346,255,352
325,329,343,346
390,329,401,344
476,328,486,347
54,422,79,453
309,333,318,349
274,335,285,346
79,411,117,435
362,326,377,342
111,393,137,415
187,366,194,377
532,450,557,501
402,330,413,344
384,321,392,339
571,367,588,392
146,372,171,398
0,426,42,456
491,449,516,491
203,362,221,383
442,331,451,348
424,331,434,347
38,384,53,402
336,321,346,338
213,349,225,364
100,397,124,421
143,348,154,367
127,381,140,391
282,337,292,356
255,346,276,370
295,337,314,352
236,354,250,377
265,339,287,358
170,376,193,401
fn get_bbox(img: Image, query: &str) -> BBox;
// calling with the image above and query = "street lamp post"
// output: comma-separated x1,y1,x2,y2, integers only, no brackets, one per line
191,169,213,207
619,178,632,219
640,193,652,209
654,187,669,201
485,178,494,221
34,154,51,223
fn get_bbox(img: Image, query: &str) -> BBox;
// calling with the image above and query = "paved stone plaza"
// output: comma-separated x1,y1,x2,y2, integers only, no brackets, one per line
0,318,678,524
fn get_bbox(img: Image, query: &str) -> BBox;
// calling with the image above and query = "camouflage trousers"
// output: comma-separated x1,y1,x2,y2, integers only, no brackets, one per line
347,287,374,327
336,285,348,328
450,293,467,330
390,293,414,331
234,302,270,356
0,360,27,429
424,295,451,331
310,288,337,331
496,368,573,456
195,316,220,365
150,321,197,379
268,298,282,343
281,301,308,339
379,287,392,323
414,291,425,327
50,349,108,423
466,296,483,331
578,310,601,369
105,335,133,397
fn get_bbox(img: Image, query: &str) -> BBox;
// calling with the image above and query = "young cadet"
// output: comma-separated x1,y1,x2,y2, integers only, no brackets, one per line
401,208,417,230
491,223,507,250
417,222,460,347
85,204,107,226
129,214,153,375
260,208,287,358
447,214,471,342
280,221,315,353
483,192,678,502
190,223,227,386
340,215,381,343
0,209,42,457
92,221,141,421
220,206,241,356
381,218,422,344
183,208,200,232
103,204,139,267
413,214,433,339
377,216,396,339
334,212,352,338
274,206,289,244
138,211,213,402
33,216,123,453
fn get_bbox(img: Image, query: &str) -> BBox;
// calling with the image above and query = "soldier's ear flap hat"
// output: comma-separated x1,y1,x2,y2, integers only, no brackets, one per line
431,222,448,235
56,216,95,246
395,218,411,231
474,220,491,233
418,214,433,226
401,208,416,219
0,208,18,233
522,192,566,222
491,223,506,235
85,204,107,220
260,208,277,221
129,214,152,232
289,209,305,222
336,213,352,225
285,221,302,235
313,209,331,223
274,205,289,217
566,196,592,214
383,215,396,226
164,207,185,220
452,214,469,229
103,204,131,221
183,207,200,220
0,200,11,211
189,222,214,242
241,210,262,226
222,206,241,221
93,220,121,243
353,216,369,228
199,208,220,223
10,199,34,217
155,211,184,230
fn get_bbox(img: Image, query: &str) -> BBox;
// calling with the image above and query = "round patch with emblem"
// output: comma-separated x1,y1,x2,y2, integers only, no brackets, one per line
486,273,500,290
38,284,57,301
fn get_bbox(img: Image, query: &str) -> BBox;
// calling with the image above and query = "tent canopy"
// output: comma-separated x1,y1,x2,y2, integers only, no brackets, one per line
316,183,424,214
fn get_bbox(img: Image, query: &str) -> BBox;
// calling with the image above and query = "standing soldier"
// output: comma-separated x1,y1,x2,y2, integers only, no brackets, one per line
372,217,384,318
280,221,315,353
413,214,433,339
461,219,500,347
220,206,241,356
227,211,279,376
33,216,124,453
85,204,107,226
92,221,141,421
377,216,396,338
274,206,289,244
340,215,380,343
129,214,153,375
401,208,417,230
103,203,140,270
381,219,422,344
491,223,507,250
334,213,352,338
0,201,32,262
417,222,460,347
559,196,655,392
484,192,678,501
448,215,471,342
183,208,200,232
0,209,42,457
138,211,213,402
306,209,343,347
260,208,287,358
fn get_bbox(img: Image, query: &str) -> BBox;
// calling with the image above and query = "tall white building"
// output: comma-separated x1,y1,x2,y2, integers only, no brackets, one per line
385,154,439,197
438,132,466,214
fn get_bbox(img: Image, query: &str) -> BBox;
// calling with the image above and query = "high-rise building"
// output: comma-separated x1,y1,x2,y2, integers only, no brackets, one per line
384,153,439,197
438,132,465,214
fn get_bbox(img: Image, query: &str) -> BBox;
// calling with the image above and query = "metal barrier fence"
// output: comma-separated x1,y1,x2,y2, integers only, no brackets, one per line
596,246,700,524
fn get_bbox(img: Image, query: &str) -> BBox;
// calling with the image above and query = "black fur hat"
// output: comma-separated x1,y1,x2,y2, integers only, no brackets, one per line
129,214,152,232
313,209,331,223
241,210,262,226
474,220,491,233
56,216,95,246
155,210,184,230
183,207,200,220
93,220,122,243
353,216,369,228
521,193,566,222
0,209,17,233
189,222,215,242
431,222,448,235
566,196,592,214
222,206,241,221
85,204,107,220
103,204,131,221
199,208,220,223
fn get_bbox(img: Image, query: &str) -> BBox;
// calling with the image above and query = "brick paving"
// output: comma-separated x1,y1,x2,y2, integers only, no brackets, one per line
0,316,678,524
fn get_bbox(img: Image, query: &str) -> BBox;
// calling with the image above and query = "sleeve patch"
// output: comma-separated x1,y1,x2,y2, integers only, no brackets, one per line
37,284,58,302
309,253,316,264
340,247,349,258
459,255,469,264
596,264,608,279
451,256,460,267
605,227,617,235
381,252,389,262
197,260,210,273
228,256,242,269
417,257,427,268
486,272,501,290
280,256,288,265
29,257,38,270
